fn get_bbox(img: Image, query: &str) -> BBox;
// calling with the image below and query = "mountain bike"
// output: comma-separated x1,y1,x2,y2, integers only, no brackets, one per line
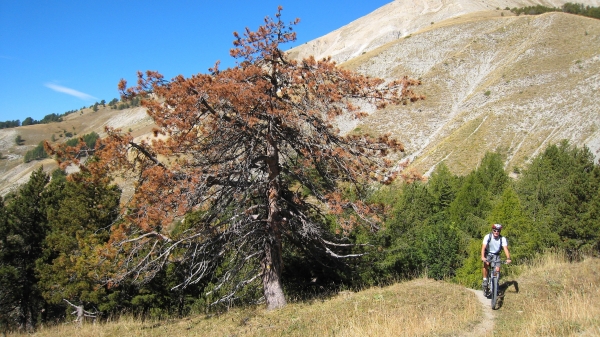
484,259,507,310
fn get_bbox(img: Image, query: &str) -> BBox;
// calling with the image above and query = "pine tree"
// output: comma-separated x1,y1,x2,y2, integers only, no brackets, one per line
0,195,22,331
517,141,600,252
427,163,458,213
57,7,422,310
488,185,540,260
418,220,461,280
36,173,121,317
376,182,433,280
1,167,49,331
388,182,434,236
449,172,491,238
475,152,508,198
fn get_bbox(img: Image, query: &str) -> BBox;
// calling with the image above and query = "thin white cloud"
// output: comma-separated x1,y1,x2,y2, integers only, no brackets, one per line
45,83,97,100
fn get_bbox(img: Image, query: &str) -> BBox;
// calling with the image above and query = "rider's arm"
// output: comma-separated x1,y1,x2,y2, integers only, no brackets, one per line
481,242,487,262
503,245,512,263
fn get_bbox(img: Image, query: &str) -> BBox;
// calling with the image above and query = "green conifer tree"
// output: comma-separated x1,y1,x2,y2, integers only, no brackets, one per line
0,195,22,331
2,167,49,331
427,163,458,213
517,141,600,253
475,152,508,197
36,173,121,317
449,172,491,238
488,185,540,260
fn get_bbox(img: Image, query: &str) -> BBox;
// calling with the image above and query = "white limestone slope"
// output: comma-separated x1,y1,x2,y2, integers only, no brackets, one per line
346,11,600,175
288,0,600,64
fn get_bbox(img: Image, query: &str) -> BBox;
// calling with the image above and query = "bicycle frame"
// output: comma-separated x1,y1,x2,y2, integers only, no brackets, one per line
485,259,506,310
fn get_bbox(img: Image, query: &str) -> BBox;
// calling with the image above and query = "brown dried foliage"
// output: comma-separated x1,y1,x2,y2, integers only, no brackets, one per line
72,7,423,307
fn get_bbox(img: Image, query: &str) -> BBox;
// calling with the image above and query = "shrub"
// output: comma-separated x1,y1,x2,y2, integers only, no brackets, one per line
453,239,484,288
64,132,100,149
23,142,49,163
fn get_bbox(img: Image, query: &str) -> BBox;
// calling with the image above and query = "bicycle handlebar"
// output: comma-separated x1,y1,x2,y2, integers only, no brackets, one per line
485,259,510,267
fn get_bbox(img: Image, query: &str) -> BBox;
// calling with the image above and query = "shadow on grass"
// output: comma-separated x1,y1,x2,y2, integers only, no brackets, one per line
495,280,519,309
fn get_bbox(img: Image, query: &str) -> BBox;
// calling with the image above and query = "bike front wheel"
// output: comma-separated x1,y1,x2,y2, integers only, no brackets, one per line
491,276,499,309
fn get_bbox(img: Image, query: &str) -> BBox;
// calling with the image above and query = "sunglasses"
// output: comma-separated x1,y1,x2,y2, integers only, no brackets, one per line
492,229,500,232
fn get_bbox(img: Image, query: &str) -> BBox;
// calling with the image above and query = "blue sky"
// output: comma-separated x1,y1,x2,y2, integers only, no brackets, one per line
0,1,391,122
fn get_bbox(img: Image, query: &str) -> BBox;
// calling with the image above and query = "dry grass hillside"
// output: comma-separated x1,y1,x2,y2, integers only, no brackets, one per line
11,253,600,336
495,253,600,336
2,0,600,195
343,11,600,175
0,106,154,196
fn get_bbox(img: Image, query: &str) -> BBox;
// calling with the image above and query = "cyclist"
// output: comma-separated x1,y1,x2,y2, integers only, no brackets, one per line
481,223,511,291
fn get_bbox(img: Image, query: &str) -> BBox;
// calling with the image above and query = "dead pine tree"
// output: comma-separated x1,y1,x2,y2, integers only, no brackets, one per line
75,7,422,310
63,299,97,327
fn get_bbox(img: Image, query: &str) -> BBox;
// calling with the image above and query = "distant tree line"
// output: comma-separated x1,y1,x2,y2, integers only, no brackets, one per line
107,96,142,110
1,113,65,129
63,131,100,149
1,139,598,332
510,2,600,19
1,97,140,130
23,143,49,163
0,120,20,129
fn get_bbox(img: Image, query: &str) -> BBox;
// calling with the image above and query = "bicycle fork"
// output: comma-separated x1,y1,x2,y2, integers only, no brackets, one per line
485,265,500,295
490,264,501,309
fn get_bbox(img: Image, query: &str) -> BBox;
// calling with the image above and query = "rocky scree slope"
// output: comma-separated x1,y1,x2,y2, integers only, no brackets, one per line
341,11,600,175
288,0,600,64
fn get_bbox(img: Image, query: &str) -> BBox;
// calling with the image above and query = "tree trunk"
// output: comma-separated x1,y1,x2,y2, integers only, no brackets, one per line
75,305,84,326
18,287,35,333
261,236,286,310
261,135,286,310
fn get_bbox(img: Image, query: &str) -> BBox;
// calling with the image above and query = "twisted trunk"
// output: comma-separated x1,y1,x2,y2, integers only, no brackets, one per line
261,135,286,310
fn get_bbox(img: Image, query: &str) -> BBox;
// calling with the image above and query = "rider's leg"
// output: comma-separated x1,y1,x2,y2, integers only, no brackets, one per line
482,261,489,290
492,254,501,274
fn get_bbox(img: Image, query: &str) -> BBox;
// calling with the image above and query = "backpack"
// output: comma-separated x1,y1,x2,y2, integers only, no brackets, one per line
485,232,503,255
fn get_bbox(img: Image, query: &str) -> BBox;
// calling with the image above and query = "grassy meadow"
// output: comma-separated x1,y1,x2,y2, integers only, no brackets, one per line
13,252,599,337
495,252,600,336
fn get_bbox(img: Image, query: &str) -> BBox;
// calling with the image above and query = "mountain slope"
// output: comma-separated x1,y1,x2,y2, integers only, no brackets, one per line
342,11,600,175
0,107,154,196
288,0,600,64
1,1,600,196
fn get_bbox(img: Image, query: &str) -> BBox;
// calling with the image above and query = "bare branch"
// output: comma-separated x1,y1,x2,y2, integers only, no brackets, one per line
93,7,421,310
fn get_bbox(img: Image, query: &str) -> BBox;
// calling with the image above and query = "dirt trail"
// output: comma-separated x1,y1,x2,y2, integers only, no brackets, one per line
465,288,495,336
